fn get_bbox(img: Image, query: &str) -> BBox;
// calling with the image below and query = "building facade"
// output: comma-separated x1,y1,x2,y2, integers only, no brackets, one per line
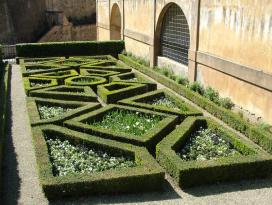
97,0,272,124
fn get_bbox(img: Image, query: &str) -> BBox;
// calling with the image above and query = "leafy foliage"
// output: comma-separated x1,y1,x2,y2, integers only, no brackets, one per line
46,137,136,176
91,109,163,136
189,82,205,95
178,127,240,161
150,97,180,110
38,105,73,119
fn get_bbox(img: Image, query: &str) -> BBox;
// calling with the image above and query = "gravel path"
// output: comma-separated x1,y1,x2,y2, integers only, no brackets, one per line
1,65,272,205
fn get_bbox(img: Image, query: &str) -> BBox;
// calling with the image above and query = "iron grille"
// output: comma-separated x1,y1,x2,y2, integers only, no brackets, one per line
160,4,190,65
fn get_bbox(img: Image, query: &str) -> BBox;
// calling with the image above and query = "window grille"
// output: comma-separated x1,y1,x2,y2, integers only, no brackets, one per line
160,4,190,65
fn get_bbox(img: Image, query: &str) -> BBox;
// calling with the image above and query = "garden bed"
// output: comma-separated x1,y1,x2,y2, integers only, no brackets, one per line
64,104,179,151
29,85,98,102
23,77,58,95
156,117,272,188
27,97,101,126
97,82,150,103
32,125,165,199
109,72,157,91
65,76,107,92
80,68,120,80
119,89,202,119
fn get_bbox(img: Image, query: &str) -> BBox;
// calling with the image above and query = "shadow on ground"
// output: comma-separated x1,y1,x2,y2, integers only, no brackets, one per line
1,70,22,205
183,176,272,197
49,180,181,205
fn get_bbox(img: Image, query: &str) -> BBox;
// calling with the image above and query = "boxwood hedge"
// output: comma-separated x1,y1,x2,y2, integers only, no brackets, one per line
119,54,272,154
119,89,202,119
156,116,272,188
80,68,120,80
31,124,165,199
97,82,150,104
16,40,125,58
23,77,58,95
109,72,157,92
29,85,98,102
64,104,179,152
27,97,101,126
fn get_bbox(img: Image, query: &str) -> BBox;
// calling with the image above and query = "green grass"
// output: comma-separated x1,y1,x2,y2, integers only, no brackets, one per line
178,127,241,161
38,105,73,119
90,109,163,136
45,136,136,176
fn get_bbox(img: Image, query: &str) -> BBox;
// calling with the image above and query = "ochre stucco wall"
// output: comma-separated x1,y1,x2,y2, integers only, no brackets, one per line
198,64,272,123
124,37,150,59
98,27,110,41
199,0,272,74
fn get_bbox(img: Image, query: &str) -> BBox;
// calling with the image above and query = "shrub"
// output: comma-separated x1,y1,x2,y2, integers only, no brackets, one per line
16,40,125,58
23,77,58,95
31,125,165,199
156,117,272,188
219,97,235,109
204,86,220,104
176,75,189,86
189,81,205,95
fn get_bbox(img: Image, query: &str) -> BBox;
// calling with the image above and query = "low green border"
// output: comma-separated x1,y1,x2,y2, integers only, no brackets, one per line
97,82,150,104
23,77,58,96
80,68,120,80
32,124,165,199
64,104,179,152
27,97,101,126
109,72,157,92
29,85,98,102
65,76,107,93
156,116,272,188
31,69,78,84
119,89,202,119
80,65,132,74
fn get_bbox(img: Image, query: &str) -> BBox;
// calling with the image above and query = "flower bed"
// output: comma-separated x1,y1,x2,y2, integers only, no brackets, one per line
29,85,98,102
65,76,107,92
64,104,179,152
32,125,165,199
97,82,150,103
119,89,202,119
27,97,101,126
156,117,272,188
45,136,136,176
23,77,58,95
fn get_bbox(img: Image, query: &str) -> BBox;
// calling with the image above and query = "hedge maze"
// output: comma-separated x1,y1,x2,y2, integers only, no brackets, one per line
20,55,272,199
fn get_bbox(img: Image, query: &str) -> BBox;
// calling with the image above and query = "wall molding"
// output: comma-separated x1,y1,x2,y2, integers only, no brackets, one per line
197,51,272,92
124,29,152,45
97,22,110,30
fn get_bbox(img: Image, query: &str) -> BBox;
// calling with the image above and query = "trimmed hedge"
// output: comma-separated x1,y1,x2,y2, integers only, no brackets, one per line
119,54,272,153
119,89,202,119
23,77,58,95
27,97,101,126
0,64,11,190
16,40,125,58
31,69,79,84
31,124,165,199
64,104,179,152
80,65,132,74
29,85,98,102
65,76,107,93
156,116,272,188
80,68,120,80
21,63,71,77
97,82,150,104
109,72,157,92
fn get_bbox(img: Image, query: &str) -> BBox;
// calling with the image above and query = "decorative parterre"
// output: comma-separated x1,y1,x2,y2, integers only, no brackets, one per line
18,54,272,200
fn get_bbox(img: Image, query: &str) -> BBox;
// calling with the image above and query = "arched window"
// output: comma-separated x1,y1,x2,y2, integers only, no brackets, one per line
110,4,121,40
160,4,190,65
